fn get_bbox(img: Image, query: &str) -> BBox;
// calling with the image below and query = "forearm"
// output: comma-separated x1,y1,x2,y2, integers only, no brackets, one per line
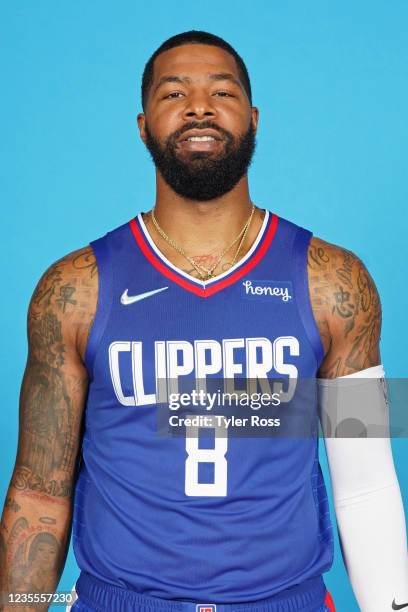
0,480,72,611
333,476,408,612
319,367,408,611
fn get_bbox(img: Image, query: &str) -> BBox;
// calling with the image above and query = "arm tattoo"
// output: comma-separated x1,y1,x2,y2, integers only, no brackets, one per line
1,513,64,597
73,248,98,277
4,498,20,513
16,311,77,495
308,238,381,377
56,284,77,313
12,247,96,498
0,246,96,606
343,262,381,370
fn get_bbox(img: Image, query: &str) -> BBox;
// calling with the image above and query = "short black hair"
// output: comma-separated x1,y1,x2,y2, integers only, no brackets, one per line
141,30,252,110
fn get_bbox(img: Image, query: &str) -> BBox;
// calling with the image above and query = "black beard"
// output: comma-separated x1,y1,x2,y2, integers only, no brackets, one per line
144,120,256,201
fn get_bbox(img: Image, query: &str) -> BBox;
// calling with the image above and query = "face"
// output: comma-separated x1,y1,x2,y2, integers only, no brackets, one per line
35,542,57,567
138,44,259,201
29,537,59,568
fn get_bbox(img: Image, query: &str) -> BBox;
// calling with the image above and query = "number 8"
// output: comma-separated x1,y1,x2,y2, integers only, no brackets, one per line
185,416,228,497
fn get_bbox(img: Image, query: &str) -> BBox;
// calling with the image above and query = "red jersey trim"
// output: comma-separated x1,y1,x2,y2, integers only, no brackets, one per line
128,213,279,298
325,591,336,611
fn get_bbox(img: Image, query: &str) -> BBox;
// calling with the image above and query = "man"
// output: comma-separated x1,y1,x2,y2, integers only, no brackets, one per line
1,30,407,612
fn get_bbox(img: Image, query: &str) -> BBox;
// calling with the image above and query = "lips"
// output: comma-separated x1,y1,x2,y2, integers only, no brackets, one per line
179,129,223,142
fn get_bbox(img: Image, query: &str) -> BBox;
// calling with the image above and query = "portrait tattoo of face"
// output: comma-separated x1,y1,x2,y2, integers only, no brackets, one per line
144,119,256,201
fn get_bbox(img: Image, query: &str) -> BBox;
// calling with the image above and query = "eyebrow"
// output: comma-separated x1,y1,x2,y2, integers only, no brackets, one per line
154,75,191,91
154,72,241,93
208,72,240,87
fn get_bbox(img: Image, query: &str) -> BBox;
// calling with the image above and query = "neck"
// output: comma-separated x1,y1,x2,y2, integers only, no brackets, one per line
148,173,257,253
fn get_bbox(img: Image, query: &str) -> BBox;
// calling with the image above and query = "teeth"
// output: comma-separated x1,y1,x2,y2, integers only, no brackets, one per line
187,136,215,142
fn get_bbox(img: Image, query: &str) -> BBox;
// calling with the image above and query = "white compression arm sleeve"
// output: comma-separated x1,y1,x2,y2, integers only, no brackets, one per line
318,365,408,612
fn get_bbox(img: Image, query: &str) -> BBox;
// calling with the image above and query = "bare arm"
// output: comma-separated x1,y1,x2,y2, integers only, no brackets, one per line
308,236,381,377
309,238,408,610
0,247,97,610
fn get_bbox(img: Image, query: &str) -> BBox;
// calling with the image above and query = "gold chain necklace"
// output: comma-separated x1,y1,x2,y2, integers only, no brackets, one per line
150,204,255,280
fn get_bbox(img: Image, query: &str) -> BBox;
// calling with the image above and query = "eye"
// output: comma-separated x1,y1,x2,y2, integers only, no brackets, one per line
214,91,233,97
164,91,185,99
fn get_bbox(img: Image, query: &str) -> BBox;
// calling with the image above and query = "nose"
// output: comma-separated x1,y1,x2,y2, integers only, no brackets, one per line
183,91,216,120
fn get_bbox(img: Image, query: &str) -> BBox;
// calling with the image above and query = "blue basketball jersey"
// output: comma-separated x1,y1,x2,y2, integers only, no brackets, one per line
72,209,334,603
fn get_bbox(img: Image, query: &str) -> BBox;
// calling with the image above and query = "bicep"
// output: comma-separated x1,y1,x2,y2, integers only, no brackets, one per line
313,242,382,378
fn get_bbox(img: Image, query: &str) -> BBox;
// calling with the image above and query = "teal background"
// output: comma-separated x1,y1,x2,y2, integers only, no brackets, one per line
1,2,407,610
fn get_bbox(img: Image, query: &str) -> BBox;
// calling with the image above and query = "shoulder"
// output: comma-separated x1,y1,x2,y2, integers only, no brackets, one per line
307,235,380,314
28,245,98,362
307,236,363,284
307,236,382,377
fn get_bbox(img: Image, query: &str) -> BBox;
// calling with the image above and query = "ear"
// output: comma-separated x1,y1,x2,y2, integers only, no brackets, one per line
251,106,259,134
137,113,147,144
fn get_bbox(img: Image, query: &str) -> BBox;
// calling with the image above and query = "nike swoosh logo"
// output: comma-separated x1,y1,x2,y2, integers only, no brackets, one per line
120,287,168,305
392,599,408,610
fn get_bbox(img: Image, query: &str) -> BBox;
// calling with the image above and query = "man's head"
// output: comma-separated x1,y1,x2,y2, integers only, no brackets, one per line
137,31,258,201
